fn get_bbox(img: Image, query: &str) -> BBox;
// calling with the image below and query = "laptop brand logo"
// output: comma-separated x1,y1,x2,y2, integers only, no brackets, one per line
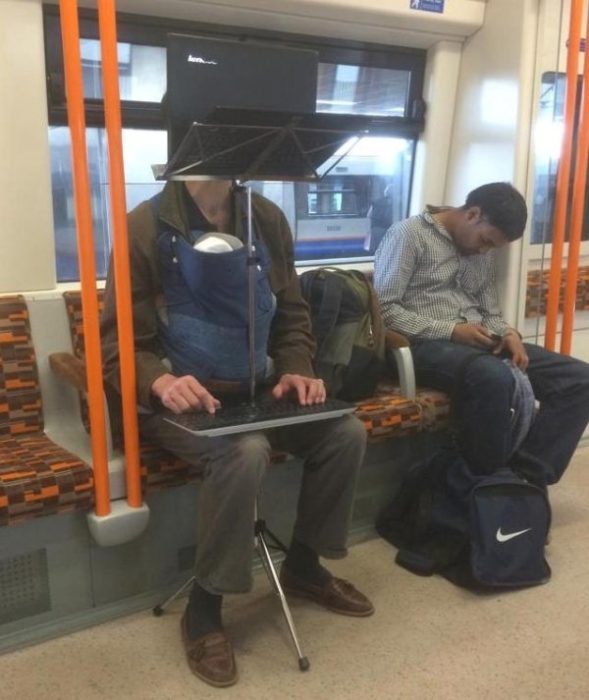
495,527,532,543
187,54,218,65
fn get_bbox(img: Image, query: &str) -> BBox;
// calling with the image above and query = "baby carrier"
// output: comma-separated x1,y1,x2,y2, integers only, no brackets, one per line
151,190,276,384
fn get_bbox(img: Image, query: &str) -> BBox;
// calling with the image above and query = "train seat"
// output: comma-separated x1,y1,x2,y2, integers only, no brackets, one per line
54,288,449,457
0,295,94,526
0,283,450,525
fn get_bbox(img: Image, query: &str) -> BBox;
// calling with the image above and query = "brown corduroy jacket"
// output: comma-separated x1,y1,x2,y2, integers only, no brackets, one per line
100,182,316,408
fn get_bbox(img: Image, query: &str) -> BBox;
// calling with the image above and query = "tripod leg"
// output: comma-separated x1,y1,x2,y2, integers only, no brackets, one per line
152,576,196,617
256,530,310,671
263,526,288,554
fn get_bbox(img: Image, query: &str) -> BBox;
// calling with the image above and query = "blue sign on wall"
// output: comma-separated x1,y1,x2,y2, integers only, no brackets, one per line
410,0,445,13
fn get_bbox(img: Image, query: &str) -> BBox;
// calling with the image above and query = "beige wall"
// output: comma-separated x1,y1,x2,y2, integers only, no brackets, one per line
444,0,539,327
70,0,486,50
0,0,56,293
411,40,463,213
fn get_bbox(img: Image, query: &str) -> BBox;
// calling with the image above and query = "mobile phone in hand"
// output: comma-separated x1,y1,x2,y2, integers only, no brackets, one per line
489,332,502,342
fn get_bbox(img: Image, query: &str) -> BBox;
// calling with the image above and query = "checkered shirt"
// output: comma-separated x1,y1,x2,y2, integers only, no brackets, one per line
373,207,510,341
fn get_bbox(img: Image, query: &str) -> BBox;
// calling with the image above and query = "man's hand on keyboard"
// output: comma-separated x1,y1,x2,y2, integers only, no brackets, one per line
151,373,221,414
272,374,326,406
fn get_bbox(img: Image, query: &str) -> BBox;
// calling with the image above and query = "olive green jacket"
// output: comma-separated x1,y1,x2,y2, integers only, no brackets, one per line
100,182,316,408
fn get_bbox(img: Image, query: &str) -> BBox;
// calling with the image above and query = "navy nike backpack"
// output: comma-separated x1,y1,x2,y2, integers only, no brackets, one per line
376,450,551,589
446,461,551,588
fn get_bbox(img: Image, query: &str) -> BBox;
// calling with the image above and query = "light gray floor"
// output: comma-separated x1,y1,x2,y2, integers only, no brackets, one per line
2,444,589,700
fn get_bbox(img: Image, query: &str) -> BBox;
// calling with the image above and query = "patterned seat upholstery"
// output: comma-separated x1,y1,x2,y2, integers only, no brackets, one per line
63,290,105,433
525,265,589,317
0,296,94,525
63,290,449,449
354,386,422,440
355,379,449,439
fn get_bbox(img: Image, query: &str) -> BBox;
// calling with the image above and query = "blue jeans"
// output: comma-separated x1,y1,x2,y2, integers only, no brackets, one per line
411,341,589,485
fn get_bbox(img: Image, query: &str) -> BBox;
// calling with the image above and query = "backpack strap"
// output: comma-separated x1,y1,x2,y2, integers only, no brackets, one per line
303,270,345,352
363,274,386,359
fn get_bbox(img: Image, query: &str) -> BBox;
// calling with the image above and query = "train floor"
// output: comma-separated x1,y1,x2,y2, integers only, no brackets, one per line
1,442,588,700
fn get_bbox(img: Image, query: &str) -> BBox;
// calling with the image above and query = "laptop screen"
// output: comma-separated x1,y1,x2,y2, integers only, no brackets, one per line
165,33,319,155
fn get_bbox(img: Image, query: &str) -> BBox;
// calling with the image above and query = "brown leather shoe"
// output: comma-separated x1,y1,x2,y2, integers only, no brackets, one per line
180,611,237,687
280,567,375,617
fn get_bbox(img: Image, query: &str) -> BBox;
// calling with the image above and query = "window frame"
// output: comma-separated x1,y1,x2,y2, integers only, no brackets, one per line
43,5,426,136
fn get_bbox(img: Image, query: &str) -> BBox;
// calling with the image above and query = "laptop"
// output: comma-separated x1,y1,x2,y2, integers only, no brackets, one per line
162,393,355,438
165,33,319,155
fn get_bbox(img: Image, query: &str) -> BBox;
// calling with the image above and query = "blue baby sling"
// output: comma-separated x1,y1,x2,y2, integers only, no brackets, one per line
152,192,276,384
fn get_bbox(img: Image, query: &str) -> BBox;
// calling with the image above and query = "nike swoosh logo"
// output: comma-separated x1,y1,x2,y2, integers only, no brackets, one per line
496,527,532,543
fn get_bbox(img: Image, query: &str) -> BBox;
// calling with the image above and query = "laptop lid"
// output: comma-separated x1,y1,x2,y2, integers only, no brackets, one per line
165,33,319,155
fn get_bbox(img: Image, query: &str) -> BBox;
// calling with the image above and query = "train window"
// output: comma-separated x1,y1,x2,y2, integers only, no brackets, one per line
79,39,166,102
278,136,414,261
49,126,166,282
317,63,410,117
43,5,425,280
532,71,589,246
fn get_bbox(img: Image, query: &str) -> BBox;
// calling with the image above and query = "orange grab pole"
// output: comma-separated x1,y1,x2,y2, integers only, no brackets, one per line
545,0,583,350
98,0,142,508
59,0,111,516
561,11,589,356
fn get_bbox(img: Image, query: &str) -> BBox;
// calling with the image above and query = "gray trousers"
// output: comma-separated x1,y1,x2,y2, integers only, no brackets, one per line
138,412,367,595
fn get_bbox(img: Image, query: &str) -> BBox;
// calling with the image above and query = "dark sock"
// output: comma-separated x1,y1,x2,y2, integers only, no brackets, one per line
283,539,331,585
186,582,223,639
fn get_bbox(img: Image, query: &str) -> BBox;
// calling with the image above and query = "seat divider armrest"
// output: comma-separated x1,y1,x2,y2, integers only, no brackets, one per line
390,347,416,400
49,352,88,392
49,352,115,459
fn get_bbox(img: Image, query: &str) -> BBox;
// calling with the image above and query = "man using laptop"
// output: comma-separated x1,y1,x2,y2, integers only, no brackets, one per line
101,179,373,688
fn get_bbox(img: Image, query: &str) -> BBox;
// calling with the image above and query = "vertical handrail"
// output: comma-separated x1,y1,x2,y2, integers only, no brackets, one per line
545,0,583,350
561,8,589,356
97,0,142,508
59,0,111,516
